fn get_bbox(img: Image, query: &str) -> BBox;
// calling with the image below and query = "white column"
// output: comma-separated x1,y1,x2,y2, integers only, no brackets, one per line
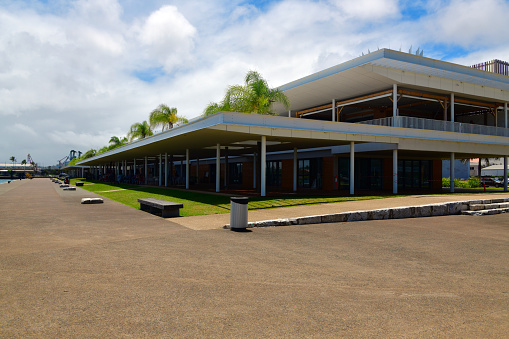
393,149,398,194
144,156,148,185
158,154,162,186
216,144,220,193
504,156,508,192
350,142,355,195
288,110,291,118
293,147,297,192
81,167,84,178
450,93,455,123
505,102,508,128
164,153,168,187
393,84,398,127
261,136,266,197
186,149,190,189
450,152,455,193
331,99,336,122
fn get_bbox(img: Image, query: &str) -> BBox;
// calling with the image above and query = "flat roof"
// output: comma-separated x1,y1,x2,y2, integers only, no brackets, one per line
274,49,509,114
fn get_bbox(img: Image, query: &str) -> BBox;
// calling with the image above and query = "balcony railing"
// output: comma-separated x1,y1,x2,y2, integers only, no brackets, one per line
358,116,509,137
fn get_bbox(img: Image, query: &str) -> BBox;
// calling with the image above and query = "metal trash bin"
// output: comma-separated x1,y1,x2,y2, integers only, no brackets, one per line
230,197,248,229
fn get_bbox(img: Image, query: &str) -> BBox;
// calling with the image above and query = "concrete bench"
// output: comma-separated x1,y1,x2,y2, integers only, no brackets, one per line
76,182,84,186
138,198,183,218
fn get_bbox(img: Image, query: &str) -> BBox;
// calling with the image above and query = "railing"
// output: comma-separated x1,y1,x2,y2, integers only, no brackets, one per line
358,116,509,137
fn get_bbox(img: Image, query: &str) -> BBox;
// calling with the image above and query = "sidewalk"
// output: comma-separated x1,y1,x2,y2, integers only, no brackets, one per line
172,192,509,230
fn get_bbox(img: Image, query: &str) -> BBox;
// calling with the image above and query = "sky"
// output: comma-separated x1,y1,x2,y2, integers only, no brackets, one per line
1,0,508,166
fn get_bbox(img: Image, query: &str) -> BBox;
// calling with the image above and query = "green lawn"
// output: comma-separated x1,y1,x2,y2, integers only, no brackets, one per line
71,179,398,217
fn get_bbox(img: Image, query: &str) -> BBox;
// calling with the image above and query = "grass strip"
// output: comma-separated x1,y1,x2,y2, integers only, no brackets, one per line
71,179,396,217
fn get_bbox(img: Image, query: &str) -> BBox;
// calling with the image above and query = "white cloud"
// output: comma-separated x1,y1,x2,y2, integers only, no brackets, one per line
0,0,506,165
429,0,509,47
137,5,196,71
330,0,399,20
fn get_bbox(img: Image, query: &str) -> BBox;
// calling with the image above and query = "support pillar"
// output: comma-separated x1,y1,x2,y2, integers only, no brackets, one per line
505,102,508,129
451,93,455,131
261,136,266,197
216,144,220,193
331,99,336,122
393,84,398,127
293,147,297,192
450,152,455,193
393,149,398,194
186,149,190,189
350,142,354,195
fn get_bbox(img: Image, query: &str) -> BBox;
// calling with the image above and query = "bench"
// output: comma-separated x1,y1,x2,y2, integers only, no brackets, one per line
138,198,183,218
76,182,84,186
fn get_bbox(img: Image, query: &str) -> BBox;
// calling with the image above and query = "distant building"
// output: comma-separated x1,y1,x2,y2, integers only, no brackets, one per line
481,164,509,177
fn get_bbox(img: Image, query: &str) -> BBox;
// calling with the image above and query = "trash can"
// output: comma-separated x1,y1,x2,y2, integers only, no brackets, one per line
230,197,248,229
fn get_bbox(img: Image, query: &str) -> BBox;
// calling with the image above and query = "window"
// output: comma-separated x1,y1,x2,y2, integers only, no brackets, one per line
229,163,242,185
266,160,282,186
298,158,322,189
398,160,432,190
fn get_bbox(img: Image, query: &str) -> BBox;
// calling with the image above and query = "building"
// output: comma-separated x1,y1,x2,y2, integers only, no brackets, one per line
77,49,509,194
481,164,509,177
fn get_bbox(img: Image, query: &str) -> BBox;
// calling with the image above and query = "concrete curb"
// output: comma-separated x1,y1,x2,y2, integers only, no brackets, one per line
223,198,509,229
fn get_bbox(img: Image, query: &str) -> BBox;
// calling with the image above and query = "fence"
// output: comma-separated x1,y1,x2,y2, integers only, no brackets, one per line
358,116,509,137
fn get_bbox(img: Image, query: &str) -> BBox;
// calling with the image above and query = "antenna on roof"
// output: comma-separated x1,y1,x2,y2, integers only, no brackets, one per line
408,45,412,54
415,47,420,56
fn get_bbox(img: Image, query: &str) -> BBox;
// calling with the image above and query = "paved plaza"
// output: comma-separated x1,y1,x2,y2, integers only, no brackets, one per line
1,179,508,337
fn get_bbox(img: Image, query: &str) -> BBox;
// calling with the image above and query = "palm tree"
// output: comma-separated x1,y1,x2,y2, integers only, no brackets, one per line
203,70,290,116
108,136,128,150
128,121,153,141
21,159,27,172
9,156,16,166
149,104,188,131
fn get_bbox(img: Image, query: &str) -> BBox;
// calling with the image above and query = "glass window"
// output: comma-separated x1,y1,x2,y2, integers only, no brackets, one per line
266,160,282,186
229,163,242,185
298,158,322,189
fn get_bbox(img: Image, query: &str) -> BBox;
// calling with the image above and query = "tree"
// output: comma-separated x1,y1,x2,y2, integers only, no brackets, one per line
82,149,97,159
108,136,128,150
149,104,188,131
9,156,16,166
21,159,26,170
128,121,153,141
203,70,290,116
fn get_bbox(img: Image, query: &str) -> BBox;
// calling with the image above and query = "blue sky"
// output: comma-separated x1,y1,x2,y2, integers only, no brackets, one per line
0,0,508,165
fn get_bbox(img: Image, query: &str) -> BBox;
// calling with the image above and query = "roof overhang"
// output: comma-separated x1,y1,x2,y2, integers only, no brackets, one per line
274,49,509,115
77,112,509,166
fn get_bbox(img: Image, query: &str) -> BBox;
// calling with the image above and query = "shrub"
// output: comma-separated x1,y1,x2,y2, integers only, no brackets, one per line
442,177,450,188
467,177,481,188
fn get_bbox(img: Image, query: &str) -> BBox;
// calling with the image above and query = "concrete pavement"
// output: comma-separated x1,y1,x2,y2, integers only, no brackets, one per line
1,178,508,337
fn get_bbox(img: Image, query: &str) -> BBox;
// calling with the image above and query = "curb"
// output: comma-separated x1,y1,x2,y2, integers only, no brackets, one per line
223,198,508,229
